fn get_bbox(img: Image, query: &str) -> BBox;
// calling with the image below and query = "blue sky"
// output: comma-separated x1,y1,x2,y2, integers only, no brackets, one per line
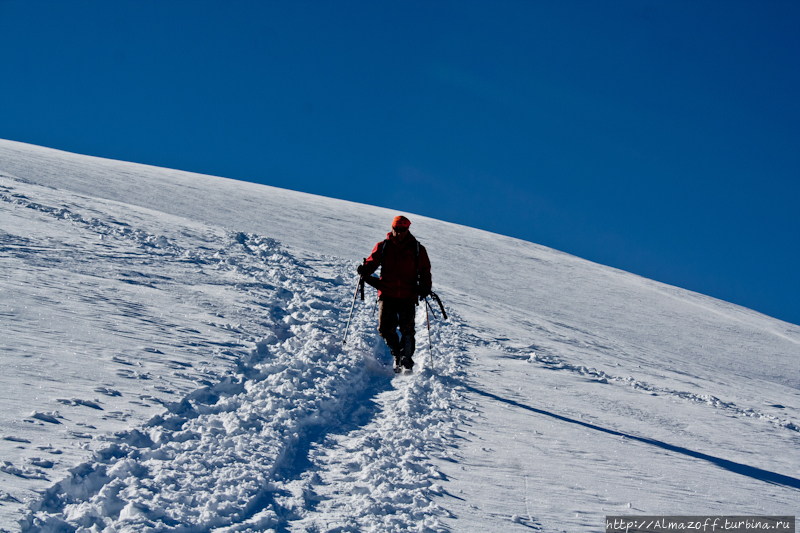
1,1,798,325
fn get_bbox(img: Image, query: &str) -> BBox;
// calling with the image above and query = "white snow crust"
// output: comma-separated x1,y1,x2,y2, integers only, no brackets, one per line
0,139,798,532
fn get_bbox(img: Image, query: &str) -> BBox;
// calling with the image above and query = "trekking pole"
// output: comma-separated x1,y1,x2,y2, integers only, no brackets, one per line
342,259,366,345
342,275,361,345
424,297,434,371
425,297,438,320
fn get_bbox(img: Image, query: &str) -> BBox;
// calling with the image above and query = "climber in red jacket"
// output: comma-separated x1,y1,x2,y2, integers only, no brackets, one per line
357,216,432,372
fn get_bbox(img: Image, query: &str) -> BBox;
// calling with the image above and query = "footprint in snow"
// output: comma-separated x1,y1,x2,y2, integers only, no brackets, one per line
29,411,61,424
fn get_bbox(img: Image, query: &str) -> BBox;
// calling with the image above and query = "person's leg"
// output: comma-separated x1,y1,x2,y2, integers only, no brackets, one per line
397,299,417,369
378,299,401,363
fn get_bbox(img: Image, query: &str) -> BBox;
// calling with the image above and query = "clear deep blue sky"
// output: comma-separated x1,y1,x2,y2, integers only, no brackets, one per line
1,1,798,325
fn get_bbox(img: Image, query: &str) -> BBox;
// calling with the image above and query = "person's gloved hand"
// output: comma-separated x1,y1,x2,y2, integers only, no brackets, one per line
417,286,430,300
357,264,367,277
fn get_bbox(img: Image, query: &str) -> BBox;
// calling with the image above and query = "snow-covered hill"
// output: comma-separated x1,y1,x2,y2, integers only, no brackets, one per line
1,139,798,532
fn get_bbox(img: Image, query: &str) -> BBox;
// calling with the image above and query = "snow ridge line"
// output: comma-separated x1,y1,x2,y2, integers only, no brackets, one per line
468,333,799,433
1,181,199,260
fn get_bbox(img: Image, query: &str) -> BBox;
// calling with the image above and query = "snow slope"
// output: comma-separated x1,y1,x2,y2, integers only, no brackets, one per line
1,139,798,532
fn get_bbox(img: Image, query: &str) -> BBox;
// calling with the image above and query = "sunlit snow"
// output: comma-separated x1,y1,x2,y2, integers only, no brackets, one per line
1,140,798,532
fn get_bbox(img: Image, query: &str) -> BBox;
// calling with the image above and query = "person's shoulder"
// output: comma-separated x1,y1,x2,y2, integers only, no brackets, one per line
370,239,387,253
415,237,431,256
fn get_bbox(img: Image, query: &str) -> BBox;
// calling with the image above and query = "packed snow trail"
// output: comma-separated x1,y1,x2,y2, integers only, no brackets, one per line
2,176,465,532
284,311,468,532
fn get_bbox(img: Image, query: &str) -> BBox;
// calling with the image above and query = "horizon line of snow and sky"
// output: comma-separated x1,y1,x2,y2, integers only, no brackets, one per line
0,0,798,328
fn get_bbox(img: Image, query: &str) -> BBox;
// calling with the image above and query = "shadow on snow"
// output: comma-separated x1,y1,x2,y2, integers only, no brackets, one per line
463,384,800,491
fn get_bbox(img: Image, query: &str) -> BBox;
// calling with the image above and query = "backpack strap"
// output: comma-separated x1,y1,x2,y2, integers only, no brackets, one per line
379,239,389,269
415,240,420,277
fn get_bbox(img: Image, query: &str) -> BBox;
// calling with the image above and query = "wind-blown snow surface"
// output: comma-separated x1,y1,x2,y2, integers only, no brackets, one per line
1,139,798,532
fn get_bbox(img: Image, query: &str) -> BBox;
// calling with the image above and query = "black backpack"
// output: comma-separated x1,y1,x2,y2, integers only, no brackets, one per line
378,238,421,276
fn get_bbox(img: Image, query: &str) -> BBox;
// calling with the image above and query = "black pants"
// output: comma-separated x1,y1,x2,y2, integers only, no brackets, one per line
378,297,416,368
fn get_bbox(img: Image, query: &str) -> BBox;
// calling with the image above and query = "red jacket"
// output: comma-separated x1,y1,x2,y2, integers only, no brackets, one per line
362,232,432,300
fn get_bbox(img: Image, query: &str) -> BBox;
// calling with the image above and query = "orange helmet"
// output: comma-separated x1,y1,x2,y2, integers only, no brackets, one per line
392,215,411,229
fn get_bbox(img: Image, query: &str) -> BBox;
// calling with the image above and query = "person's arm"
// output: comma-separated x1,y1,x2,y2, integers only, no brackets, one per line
417,245,432,297
357,241,383,277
